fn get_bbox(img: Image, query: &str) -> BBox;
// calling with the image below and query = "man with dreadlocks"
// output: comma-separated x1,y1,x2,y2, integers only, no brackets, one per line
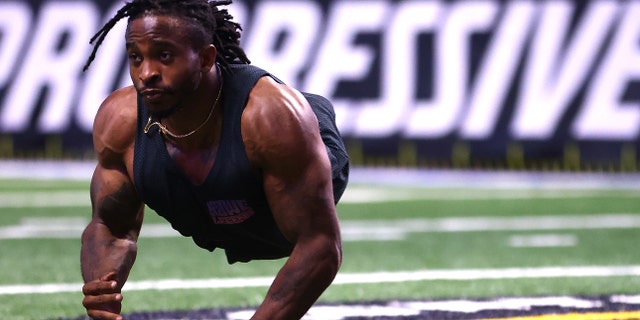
79,0,349,319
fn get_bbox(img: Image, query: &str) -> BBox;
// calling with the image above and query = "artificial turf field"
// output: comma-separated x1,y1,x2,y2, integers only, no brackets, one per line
1,164,640,319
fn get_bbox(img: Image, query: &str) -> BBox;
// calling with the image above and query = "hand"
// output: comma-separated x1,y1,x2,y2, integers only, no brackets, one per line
82,272,124,320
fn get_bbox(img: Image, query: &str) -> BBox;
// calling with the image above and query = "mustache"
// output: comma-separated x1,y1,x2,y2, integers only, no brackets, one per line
137,85,174,94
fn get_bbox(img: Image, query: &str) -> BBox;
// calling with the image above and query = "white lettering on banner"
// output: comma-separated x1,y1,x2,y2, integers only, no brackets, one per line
0,0,638,142
0,2,97,133
0,2,31,88
304,0,389,134
404,1,497,138
244,1,321,87
511,0,618,139
355,1,440,137
460,1,536,139
573,1,640,140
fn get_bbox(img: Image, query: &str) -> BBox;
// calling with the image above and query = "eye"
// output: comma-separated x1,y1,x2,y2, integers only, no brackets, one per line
160,51,173,62
128,52,142,63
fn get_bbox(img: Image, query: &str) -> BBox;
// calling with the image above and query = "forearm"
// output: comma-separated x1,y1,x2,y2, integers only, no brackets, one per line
252,238,342,319
81,221,138,287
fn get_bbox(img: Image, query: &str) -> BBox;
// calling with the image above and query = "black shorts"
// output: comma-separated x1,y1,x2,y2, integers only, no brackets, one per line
303,92,350,203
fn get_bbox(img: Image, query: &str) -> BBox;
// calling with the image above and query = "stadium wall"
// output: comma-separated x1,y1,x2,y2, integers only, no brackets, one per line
0,0,638,171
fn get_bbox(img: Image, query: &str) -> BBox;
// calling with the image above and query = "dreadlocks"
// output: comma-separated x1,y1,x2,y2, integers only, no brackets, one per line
82,0,250,72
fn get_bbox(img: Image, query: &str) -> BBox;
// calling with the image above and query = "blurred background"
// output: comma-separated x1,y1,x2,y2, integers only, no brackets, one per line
0,0,638,171
2,1,640,318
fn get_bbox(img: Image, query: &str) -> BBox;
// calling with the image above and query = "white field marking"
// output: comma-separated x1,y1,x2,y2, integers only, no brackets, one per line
4,161,640,190
611,295,640,304
341,187,640,203
0,160,95,180
507,234,578,247
0,191,89,208
229,304,423,320
396,296,603,312
230,296,606,320
2,186,640,208
2,213,640,240
3,265,640,296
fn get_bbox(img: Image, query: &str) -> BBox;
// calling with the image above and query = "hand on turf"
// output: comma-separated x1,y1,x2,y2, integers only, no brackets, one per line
82,272,124,320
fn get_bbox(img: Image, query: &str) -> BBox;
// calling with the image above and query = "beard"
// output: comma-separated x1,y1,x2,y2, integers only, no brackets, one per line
143,71,202,119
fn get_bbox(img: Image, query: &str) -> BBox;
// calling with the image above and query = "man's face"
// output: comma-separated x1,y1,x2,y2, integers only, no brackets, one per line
126,14,203,115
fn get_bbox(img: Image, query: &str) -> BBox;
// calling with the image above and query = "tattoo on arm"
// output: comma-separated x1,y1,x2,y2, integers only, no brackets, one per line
82,178,140,283
92,179,141,238
269,271,297,302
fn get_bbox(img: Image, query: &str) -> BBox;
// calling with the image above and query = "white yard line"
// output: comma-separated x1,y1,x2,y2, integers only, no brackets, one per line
2,265,640,295
508,234,578,247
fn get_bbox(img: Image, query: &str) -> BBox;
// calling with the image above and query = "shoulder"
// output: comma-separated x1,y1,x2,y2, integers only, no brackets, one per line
93,86,138,162
245,76,309,115
241,77,321,164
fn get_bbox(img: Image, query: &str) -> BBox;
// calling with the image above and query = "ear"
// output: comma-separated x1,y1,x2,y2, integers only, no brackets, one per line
199,44,217,72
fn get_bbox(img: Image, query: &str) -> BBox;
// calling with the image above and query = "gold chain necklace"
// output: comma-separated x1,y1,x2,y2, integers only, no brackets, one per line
144,72,223,139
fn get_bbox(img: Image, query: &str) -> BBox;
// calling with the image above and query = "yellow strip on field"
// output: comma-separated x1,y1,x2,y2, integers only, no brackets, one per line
486,311,640,320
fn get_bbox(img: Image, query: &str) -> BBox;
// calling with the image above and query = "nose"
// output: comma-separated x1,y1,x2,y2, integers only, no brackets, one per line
138,60,160,84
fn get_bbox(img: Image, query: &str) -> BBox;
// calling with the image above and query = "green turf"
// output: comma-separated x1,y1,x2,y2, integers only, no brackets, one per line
1,179,640,319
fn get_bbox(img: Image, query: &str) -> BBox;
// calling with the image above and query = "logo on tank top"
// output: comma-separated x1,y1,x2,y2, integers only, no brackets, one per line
206,200,255,224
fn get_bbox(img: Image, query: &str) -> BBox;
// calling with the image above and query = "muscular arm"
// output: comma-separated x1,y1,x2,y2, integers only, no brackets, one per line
243,77,342,319
80,86,144,320
81,164,143,285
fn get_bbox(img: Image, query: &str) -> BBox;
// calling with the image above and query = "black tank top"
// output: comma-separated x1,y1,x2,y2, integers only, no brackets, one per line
133,64,349,263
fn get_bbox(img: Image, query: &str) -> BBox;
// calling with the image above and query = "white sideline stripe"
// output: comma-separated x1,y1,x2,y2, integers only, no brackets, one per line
2,187,640,208
3,160,640,190
3,213,640,240
2,265,640,295
342,187,640,203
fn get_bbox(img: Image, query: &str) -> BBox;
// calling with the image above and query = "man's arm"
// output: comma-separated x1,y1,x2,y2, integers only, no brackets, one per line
80,87,144,320
243,77,342,319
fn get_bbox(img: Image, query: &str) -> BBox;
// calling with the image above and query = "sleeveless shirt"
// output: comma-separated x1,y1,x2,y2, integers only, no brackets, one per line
133,64,349,264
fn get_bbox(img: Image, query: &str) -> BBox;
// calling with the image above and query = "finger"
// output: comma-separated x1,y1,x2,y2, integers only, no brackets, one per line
100,271,118,282
82,293,122,309
82,292,122,309
82,279,119,295
86,308,123,320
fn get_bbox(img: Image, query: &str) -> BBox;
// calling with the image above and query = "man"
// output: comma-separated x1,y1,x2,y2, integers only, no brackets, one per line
79,1,349,319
